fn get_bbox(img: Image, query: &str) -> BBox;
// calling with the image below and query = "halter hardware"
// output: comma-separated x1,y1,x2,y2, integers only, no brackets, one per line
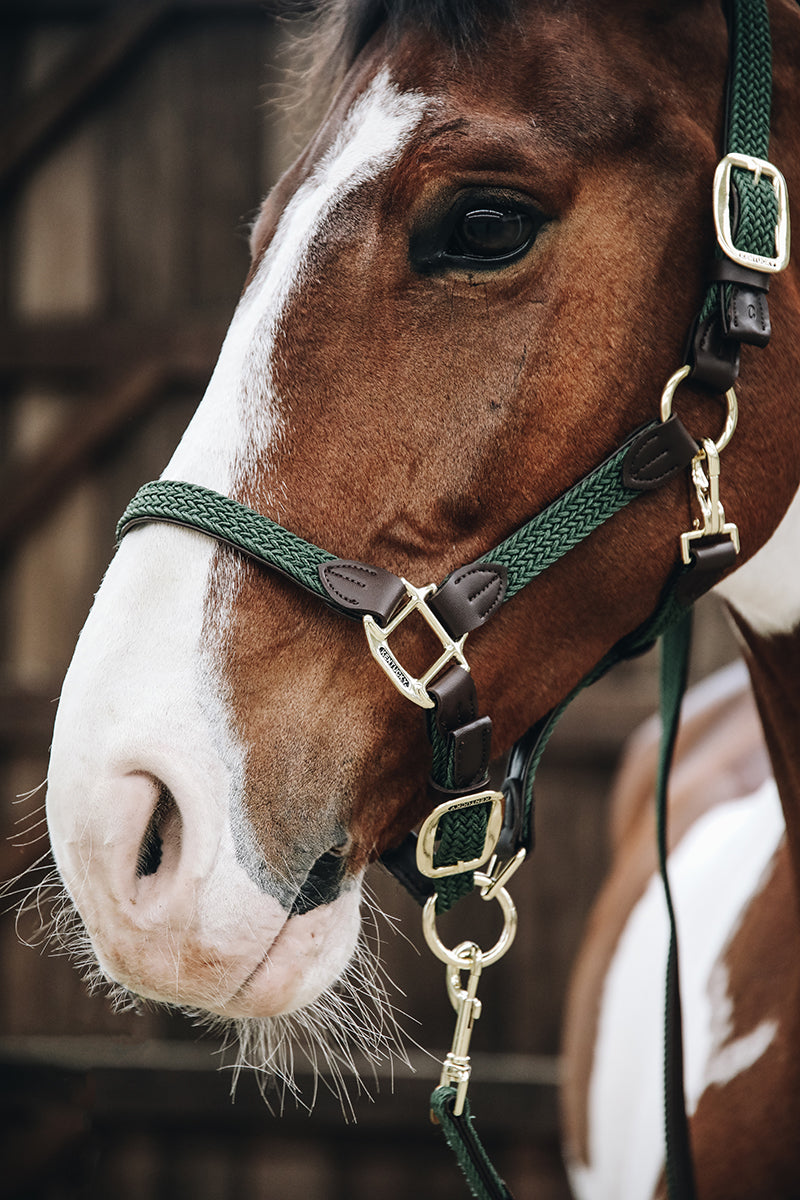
363,578,469,709
680,438,741,565
416,790,505,879
659,365,741,570
659,364,738,454
713,152,791,273
423,873,518,1117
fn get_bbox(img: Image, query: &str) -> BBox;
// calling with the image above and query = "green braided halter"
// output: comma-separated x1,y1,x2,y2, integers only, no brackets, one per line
116,420,679,914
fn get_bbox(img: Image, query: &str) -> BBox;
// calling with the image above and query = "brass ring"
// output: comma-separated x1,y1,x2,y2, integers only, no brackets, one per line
422,873,518,969
659,364,738,454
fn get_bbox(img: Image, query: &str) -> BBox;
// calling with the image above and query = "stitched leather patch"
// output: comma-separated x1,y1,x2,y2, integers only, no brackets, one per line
724,286,771,347
429,562,508,638
318,559,406,623
622,417,699,492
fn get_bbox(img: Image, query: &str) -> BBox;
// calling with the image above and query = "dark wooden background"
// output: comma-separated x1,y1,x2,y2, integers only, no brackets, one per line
0,5,740,1197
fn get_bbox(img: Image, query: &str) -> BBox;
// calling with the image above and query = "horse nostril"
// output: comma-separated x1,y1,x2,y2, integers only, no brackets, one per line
329,834,353,858
136,783,181,878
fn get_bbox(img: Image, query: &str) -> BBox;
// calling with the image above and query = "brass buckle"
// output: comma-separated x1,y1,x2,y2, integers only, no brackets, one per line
416,791,505,879
713,152,791,274
363,579,469,710
660,365,738,454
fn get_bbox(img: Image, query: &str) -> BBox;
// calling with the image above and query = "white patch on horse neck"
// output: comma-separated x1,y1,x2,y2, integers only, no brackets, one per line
703,960,778,1092
568,780,784,1200
716,480,800,636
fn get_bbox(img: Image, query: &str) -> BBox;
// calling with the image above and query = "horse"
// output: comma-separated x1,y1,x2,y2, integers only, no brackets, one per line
41,0,800,1195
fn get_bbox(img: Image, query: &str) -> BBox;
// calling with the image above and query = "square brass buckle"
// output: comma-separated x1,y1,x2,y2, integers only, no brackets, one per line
416,790,505,879
713,152,791,274
363,579,469,709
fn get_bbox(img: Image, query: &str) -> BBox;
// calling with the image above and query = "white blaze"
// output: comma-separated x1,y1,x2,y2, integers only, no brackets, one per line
46,70,429,1017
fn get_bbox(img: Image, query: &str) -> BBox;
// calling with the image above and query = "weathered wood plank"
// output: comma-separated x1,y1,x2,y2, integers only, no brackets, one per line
1,1,173,190
0,316,227,376
0,358,210,557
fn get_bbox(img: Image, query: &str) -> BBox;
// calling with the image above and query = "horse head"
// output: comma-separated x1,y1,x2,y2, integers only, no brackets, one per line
44,0,800,1075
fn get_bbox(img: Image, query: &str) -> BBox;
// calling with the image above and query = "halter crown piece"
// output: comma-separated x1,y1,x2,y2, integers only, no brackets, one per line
117,2,789,1196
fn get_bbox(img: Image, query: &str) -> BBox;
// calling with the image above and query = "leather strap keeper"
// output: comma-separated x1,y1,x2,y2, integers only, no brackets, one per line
674,535,739,605
709,258,771,291
622,416,699,492
722,284,771,347
428,562,508,638
318,559,407,623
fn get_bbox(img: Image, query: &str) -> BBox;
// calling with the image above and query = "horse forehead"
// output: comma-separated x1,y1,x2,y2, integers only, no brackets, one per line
249,62,432,271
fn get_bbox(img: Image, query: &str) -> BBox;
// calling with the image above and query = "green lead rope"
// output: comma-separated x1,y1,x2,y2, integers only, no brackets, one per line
430,1089,512,1200
429,601,697,1200
658,613,698,1200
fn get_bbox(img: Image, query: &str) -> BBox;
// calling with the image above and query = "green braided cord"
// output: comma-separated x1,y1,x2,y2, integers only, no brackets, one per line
699,0,776,324
729,0,778,262
728,0,772,160
430,1088,513,1200
480,443,633,600
429,433,654,910
430,574,689,916
427,715,489,913
116,480,335,599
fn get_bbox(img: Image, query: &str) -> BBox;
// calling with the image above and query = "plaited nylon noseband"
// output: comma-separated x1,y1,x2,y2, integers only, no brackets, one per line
116,2,789,1196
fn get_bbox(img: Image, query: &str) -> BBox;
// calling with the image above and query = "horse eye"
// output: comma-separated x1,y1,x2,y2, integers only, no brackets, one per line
411,195,544,273
449,208,537,260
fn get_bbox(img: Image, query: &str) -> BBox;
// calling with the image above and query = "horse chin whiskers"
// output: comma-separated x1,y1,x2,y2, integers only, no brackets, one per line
4,860,414,1120
192,889,415,1120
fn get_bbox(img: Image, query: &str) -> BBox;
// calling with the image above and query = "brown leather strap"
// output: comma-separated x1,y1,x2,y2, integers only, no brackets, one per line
428,562,507,639
689,312,741,392
622,416,699,492
318,559,407,623
428,667,492,790
674,535,739,605
708,258,771,291
722,282,771,347
708,258,772,348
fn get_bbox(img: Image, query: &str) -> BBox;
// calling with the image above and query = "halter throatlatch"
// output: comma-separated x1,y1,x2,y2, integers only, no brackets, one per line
115,1,789,1196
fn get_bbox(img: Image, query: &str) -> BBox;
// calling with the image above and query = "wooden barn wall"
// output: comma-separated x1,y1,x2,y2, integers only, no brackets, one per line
0,6,741,1198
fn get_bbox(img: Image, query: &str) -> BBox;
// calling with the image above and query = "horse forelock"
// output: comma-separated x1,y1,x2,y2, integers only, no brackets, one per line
305,0,524,91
